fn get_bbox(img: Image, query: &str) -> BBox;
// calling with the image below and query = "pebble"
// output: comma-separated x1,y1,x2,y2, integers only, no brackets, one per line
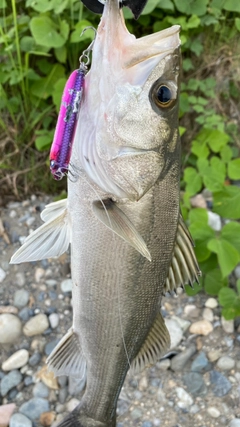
190,194,207,209
229,420,240,427
19,398,50,421
15,272,26,287
221,317,234,334
0,370,23,396
0,306,18,314
18,307,31,322
164,318,183,348
130,408,142,420
205,297,218,309
217,356,235,370
0,267,6,283
202,307,214,322
33,382,49,398
207,407,220,418
35,268,45,283
183,372,207,396
10,413,32,427
28,352,41,367
191,351,209,372
189,320,213,336
45,339,60,356
207,211,222,231
184,304,200,318
171,344,196,372
66,398,80,412
0,314,22,344
23,313,49,336
39,411,55,426
13,289,29,309
208,350,222,362
171,315,191,332
210,370,232,397
2,349,29,371
48,313,59,329
176,387,193,408
60,278,72,293
235,265,240,280
0,403,16,427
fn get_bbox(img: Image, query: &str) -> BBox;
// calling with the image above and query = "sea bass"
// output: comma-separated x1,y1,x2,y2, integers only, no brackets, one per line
10,1,200,426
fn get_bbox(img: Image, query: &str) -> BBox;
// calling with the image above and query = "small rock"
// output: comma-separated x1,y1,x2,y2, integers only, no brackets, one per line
210,370,232,397
208,211,221,231
205,298,218,309
130,408,142,420
0,268,6,283
48,313,59,329
191,351,209,372
0,306,18,314
18,307,31,322
156,359,170,370
15,272,26,287
176,387,193,408
35,366,58,390
0,314,22,344
189,320,213,336
208,350,222,362
35,268,45,283
202,307,214,322
31,337,46,352
39,412,55,426
142,422,153,427
217,356,235,370
2,349,29,371
60,279,72,293
33,382,49,398
66,398,80,412
171,315,191,332
207,407,220,418
235,266,240,280
229,419,240,427
10,413,32,427
0,370,22,396
164,318,183,348
221,317,234,334
190,194,207,209
29,352,42,367
23,313,49,336
45,339,60,356
183,372,207,396
0,403,16,427
139,375,148,391
184,304,200,318
13,289,29,309
19,398,50,421
171,344,196,372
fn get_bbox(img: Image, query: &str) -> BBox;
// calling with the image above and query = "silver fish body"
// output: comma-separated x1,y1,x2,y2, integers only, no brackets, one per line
10,1,200,426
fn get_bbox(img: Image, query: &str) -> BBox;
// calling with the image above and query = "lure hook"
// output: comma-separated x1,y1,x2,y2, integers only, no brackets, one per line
79,26,97,67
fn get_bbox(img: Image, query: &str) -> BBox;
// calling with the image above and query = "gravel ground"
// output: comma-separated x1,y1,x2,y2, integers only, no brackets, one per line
0,195,240,427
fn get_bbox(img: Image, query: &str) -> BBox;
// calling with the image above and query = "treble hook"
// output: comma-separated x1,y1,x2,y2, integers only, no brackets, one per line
79,26,97,66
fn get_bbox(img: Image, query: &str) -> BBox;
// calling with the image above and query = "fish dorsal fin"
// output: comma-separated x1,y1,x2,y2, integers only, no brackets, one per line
10,199,70,264
47,328,87,379
92,199,151,261
131,312,170,374
164,214,201,294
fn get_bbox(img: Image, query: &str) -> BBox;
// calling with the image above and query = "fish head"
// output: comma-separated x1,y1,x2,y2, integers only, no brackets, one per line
75,0,181,200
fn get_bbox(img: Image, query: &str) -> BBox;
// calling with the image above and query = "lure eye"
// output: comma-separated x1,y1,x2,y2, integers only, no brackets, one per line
150,82,176,110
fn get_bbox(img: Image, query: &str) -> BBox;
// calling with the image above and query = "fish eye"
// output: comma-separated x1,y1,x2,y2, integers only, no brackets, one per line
150,82,176,109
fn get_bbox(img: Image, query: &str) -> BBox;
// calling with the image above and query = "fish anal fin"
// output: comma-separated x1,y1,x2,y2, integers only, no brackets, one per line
47,328,86,379
92,199,151,261
163,213,201,295
131,312,170,374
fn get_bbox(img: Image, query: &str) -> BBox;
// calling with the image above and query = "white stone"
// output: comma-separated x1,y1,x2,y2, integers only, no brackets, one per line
171,316,191,332
189,320,213,336
184,304,197,316
66,398,80,412
217,356,235,370
61,279,72,293
23,313,49,336
165,318,183,348
0,314,22,344
221,317,234,333
49,313,59,329
229,419,240,427
2,349,29,371
176,387,193,408
207,407,220,418
202,307,214,322
0,267,6,283
205,297,218,309
34,268,45,283
234,265,240,280
207,211,222,231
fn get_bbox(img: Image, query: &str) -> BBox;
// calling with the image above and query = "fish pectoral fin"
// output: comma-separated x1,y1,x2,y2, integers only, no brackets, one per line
47,328,87,379
164,214,201,294
131,312,170,374
92,199,151,261
10,200,70,264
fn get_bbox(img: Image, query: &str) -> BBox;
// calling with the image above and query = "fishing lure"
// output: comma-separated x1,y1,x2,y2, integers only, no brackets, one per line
50,30,96,180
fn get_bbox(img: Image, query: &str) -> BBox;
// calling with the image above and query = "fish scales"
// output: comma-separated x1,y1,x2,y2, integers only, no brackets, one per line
10,1,201,426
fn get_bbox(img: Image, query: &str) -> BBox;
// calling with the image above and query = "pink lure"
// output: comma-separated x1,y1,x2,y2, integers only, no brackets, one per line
50,68,85,180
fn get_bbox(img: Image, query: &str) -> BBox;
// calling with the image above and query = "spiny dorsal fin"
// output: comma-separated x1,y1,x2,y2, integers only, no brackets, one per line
92,199,151,261
47,328,87,379
10,199,70,264
131,312,170,374
164,214,201,294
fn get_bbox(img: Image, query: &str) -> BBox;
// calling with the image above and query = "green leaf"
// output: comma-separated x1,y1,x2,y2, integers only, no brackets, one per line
207,129,230,152
30,64,65,99
214,185,240,220
222,306,240,320
228,158,240,180
30,16,66,48
20,36,36,52
237,279,240,295
189,221,215,241
141,0,161,14
158,0,174,10
54,46,67,63
199,157,225,192
207,238,240,277
221,222,240,253
185,280,203,296
52,77,66,110
194,240,212,262
0,0,7,8
35,131,54,151
220,145,233,163
218,287,237,306
174,0,208,15
189,207,208,224
59,20,69,41
235,17,240,32
204,269,225,295
184,167,202,196
223,0,240,12
191,140,209,158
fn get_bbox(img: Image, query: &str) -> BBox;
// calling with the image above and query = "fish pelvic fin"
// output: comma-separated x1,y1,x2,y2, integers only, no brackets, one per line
163,213,201,295
92,199,151,261
56,411,116,427
10,199,70,264
47,328,86,379
131,312,170,374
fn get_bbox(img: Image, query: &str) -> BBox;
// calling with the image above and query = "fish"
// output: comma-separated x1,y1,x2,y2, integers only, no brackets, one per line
10,0,201,426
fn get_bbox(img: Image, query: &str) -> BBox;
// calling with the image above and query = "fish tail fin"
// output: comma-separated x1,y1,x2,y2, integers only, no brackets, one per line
56,407,116,427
